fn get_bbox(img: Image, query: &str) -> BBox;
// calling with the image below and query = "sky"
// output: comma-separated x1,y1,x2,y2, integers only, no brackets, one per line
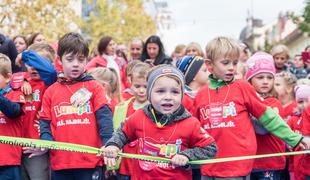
160,0,307,53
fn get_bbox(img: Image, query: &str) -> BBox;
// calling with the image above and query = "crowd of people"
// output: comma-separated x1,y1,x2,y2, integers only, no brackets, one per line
0,31,310,180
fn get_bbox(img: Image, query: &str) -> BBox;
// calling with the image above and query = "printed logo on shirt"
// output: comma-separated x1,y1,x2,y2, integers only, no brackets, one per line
200,102,237,120
32,89,40,102
154,139,182,158
54,102,92,117
140,139,183,170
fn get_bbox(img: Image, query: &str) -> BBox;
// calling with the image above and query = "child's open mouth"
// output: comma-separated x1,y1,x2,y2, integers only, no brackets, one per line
161,103,173,108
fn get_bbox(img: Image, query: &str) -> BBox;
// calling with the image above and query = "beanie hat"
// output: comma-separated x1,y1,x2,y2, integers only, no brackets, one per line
295,85,310,102
245,51,276,81
176,56,204,85
147,65,185,102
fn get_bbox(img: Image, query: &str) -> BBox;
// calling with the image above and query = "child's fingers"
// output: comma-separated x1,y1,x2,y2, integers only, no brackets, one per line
107,158,116,167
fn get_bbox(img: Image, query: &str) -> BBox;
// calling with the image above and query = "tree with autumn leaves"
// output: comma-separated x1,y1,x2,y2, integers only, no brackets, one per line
82,0,156,48
0,0,156,46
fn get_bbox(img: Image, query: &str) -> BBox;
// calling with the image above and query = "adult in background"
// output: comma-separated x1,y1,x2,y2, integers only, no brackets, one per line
129,39,144,61
0,33,20,72
13,35,28,71
141,35,172,66
27,32,46,46
85,36,127,89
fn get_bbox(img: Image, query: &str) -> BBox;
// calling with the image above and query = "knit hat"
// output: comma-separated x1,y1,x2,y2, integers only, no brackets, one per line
176,56,204,85
147,65,185,102
245,51,276,81
295,85,310,102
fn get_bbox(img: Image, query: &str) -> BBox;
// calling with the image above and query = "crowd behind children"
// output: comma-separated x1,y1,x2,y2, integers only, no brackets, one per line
0,31,310,180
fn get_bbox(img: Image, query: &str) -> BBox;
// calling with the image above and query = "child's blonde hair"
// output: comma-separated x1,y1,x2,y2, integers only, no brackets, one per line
28,43,56,63
0,53,12,78
125,60,141,79
271,44,289,59
185,42,204,57
131,62,152,81
275,71,297,97
173,44,186,55
206,37,240,61
89,67,122,102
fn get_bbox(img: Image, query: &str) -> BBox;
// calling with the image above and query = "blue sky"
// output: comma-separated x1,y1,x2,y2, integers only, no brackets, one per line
161,0,307,53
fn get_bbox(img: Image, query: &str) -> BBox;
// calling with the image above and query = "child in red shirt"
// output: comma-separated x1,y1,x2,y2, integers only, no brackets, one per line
89,67,123,114
20,43,57,180
113,62,151,179
245,52,286,179
28,33,114,180
274,71,298,121
288,85,310,180
300,104,310,179
0,54,25,180
103,65,217,180
176,55,209,113
192,37,310,179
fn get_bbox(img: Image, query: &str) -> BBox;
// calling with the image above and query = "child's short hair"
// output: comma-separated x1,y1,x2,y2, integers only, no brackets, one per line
173,44,186,54
206,37,240,61
131,62,152,81
125,60,141,78
0,53,12,78
88,67,122,102
57,32,89,59
28,43,56,63
271,44,289,59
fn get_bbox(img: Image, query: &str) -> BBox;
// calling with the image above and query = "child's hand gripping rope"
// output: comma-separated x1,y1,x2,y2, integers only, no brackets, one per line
22,147,48,158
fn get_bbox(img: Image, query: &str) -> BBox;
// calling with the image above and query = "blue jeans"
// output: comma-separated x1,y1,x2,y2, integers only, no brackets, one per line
250,170,281,180
0,165,21,180
52,167,102,180
305,176,310,180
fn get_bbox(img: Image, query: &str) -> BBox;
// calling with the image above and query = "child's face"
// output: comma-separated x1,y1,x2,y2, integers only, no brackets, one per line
194,63,209,86
210,55,238,82
186,47,198,56
25,64,41,80
151,76,182,114
293,55,304,69
250,72,274,95
147,43,159,59
131,76,147,104
0,74,10,90
274,77,288,97
60,52,87,79
297,98,310,113
274,53,288,69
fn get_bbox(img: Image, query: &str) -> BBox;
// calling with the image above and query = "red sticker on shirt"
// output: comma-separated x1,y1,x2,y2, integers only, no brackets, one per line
209,102,223,126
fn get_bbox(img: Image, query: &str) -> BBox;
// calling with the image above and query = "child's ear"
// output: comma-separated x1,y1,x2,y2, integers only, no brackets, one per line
205,59,213,72
5,73,12,84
